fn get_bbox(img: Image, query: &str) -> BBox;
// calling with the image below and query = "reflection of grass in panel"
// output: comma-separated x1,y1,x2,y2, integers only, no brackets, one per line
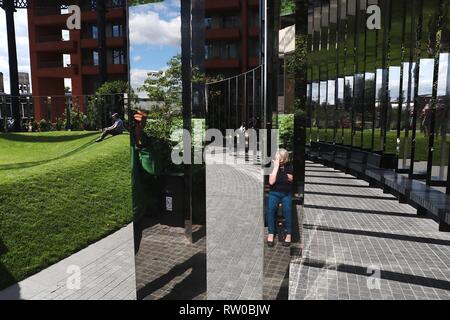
306,128,447,164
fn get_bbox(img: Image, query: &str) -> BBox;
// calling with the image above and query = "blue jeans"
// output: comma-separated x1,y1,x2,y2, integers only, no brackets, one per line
266,191,293,235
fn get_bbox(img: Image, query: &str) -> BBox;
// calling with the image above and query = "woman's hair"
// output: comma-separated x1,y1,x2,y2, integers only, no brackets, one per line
276,148,289,163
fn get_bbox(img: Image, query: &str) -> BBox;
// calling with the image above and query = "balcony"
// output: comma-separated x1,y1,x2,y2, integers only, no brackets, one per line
81,7,126,23
249,0,260,8
34,40,77,53
80,37,126,49
205,28,240,41
205,58,240,70
32,7,126,27
81,64,127,75
37,64,78,78
205,0,240,12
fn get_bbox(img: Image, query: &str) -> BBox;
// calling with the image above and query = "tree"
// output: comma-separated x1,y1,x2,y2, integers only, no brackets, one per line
139,54,182,108
86,80,133,130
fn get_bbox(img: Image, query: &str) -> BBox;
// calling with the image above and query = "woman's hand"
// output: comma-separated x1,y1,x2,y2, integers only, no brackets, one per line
269,155,280,186
273,154,281,168
134,111,148,146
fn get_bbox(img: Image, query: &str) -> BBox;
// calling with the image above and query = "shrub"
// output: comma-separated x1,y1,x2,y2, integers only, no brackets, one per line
32,120,39,132
54,118,64,131
278,114,294,150
63,105,87,131
38,119,52,132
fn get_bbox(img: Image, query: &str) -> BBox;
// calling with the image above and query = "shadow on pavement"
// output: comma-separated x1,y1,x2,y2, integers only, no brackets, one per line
302,257,450,291
139,252,206,300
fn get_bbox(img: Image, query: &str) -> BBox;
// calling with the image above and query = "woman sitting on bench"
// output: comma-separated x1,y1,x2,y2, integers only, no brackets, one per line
266,148,293,247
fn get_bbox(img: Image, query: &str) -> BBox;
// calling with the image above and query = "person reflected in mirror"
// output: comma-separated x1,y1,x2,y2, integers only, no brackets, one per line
95,113,125,142
420,100,432,137
266,148,293,247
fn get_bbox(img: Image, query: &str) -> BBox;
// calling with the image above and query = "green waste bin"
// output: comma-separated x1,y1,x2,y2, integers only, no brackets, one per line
161,172,185,228
139,147,163,175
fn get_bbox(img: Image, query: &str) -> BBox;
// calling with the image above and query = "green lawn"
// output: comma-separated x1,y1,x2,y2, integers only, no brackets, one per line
0,131,132,290
307,128,449,164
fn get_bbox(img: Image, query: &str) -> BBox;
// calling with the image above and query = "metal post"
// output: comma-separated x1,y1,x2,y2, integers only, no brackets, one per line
3,0,21,131
409,0,424,177
181,0,193,241
426,0,444,185
236,76,239,129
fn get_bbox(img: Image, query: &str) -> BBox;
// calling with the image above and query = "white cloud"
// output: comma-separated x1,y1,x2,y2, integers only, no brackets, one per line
133,55,142,62
129,10,180,47
0,9,31,94
130,68,150,92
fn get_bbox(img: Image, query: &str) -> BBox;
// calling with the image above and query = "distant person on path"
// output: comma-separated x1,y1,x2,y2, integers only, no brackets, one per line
266,148,293,247
421,103,432,137
95,113,125,142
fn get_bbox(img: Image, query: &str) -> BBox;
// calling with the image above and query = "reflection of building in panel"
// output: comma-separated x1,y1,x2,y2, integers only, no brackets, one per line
27,0,128,120
278,24,295,114
18,72,30,94
204,0,260,78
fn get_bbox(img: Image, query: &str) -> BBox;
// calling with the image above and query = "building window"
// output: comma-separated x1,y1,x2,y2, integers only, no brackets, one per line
205,45,210,59
223,16,239,28
206,42,239,59
205,17,212,29
249,10,259,28
112,24,123,37
113,49,125,64
92,25,98,39
93,51,99,65
207,15,240,29
249,39,259,56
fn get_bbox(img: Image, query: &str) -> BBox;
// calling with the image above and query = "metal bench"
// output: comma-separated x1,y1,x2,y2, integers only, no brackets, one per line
383,173,428,203
334,144,350,170
348,149,368,178
320,143,335,164
409,189,450,231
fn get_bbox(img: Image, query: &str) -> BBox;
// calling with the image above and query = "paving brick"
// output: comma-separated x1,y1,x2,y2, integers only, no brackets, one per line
289,162,450,300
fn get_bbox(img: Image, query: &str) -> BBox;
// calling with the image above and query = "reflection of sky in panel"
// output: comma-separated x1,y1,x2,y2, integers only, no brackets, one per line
365,72,375,100
345,76,353,98
320,81,328,104
389,66,401,101
437,53,449,97
338,78,344,100
376,69,383,100
312,83,319,102
327,80,335,105
307,84,311,98
402,62,416,100
418,59,434,96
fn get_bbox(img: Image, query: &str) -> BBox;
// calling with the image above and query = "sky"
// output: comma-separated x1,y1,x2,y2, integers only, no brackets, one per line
129,0,181,96
0,9,31,95
0,1,181,95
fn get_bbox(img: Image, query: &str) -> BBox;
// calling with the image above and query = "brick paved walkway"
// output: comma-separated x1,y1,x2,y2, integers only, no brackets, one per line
206,147,264,300
289,162,450,300
134,220,206,300
0,224,136,300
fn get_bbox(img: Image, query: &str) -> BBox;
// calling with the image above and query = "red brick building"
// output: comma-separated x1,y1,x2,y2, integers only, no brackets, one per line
204,0,260,77
27,0,128,120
